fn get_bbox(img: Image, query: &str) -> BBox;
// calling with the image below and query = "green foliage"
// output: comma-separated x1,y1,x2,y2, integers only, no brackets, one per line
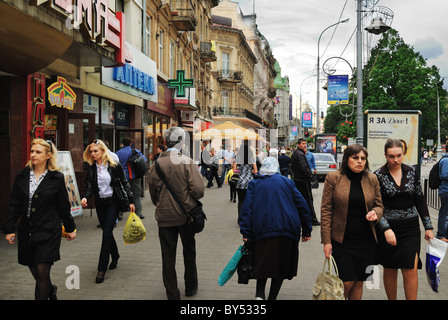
323,29,448,143
362,29,448,141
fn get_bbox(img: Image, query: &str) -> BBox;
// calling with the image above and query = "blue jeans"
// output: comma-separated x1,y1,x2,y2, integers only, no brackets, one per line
220,164,231,183
437,193,448,239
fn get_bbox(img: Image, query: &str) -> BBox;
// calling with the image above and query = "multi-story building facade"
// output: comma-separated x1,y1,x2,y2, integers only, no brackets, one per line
211,0,278,136
273,61,292,145
208,15,260,131
0,0,219,228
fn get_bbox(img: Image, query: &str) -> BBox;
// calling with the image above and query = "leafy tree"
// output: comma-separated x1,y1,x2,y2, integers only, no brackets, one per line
362,29,447,141
324,29,448,143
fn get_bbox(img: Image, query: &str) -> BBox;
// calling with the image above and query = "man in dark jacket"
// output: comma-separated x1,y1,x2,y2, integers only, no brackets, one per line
116,137,147,219
291,138,320,225
278,149,291,177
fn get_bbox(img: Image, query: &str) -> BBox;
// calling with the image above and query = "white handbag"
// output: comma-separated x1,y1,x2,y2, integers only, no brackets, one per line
312,255,345,300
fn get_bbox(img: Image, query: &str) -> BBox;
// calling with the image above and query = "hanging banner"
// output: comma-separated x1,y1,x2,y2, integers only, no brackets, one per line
327,75,349,105
302,112,313,128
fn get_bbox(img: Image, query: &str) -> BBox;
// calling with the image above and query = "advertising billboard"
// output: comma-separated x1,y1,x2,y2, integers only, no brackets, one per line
364,110,421,173
327,75,349,105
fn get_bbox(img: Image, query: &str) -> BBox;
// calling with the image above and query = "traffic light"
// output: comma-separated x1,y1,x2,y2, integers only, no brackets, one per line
304,128,309,137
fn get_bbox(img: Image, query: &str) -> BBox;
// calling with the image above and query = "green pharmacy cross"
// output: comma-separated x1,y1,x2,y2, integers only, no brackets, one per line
167,70,194,97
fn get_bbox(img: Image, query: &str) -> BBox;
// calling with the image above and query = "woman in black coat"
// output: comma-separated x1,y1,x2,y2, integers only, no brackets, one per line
4,139,77,300
81,139,134,283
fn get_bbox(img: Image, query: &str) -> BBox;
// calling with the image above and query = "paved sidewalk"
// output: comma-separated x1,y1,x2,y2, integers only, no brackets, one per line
1,178,448,300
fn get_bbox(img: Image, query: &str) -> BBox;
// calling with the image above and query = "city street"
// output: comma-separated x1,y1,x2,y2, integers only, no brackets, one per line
1,161,447,301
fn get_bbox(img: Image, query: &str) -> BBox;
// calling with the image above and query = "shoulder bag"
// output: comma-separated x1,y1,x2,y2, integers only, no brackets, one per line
154,161,206,233
112,176,130,212
312,255,344,300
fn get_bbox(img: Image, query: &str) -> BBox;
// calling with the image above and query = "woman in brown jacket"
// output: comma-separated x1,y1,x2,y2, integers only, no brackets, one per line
321,144,383,300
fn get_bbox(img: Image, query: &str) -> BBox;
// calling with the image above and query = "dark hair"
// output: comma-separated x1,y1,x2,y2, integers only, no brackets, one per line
157,144,166,151
384,139,403,154
122,137,132,146
340,144,369,175
297,138,307,144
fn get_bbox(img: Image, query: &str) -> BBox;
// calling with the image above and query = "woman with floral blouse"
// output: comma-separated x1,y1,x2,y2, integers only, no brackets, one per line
374,139,434,300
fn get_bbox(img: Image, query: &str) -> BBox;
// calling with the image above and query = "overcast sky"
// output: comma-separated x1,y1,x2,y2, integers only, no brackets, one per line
232,0,448,114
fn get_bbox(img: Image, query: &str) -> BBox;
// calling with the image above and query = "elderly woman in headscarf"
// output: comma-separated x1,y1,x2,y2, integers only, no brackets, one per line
239,157,313,300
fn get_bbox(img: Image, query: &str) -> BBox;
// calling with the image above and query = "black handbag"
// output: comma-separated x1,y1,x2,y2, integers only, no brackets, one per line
113,177,130,212
155,161,206,233
311,173,319,189
237,242,254,284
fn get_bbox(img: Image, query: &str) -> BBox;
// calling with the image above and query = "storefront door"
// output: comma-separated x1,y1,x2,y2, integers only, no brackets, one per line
67,113,95,205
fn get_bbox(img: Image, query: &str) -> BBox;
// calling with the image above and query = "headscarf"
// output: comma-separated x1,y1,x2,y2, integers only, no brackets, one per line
259,156,280,175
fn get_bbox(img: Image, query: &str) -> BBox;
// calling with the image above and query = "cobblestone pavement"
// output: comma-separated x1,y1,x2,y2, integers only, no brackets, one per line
1,173,448,302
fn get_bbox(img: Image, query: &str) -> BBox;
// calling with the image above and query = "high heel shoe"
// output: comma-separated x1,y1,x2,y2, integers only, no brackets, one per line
96,271,105,283
109,259,118,270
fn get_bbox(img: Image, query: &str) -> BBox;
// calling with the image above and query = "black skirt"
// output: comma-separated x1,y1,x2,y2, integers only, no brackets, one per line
376,216,422,269
252,236,298,280
331,238,376,282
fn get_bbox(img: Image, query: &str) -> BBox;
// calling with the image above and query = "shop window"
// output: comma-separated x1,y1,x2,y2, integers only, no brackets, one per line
101,99,115,125
145,15,151,57
158,30,164,73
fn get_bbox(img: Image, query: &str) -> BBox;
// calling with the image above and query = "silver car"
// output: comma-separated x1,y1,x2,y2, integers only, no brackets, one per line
313,153,338,180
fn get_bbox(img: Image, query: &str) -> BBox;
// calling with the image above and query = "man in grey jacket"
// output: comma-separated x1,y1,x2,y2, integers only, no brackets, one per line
148,127,205,300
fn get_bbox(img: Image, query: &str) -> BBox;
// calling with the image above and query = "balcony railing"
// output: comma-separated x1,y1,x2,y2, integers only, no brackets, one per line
170,0,197,31
200,41,216,62
212,107,262,125
217,70,243,83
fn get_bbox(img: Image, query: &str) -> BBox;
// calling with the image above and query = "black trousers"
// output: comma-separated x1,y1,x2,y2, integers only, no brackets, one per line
294,179,319,222
207,166,222,187
229,184,237,200
159,223,198,300
96,197,120,272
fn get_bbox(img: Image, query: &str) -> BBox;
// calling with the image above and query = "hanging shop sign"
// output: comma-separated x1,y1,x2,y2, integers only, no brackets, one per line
101,42,157,102
47,77,77,110
31,73,46,140
168,70,195,98
31,0,125,66
173,87,196,106
146,80,174,118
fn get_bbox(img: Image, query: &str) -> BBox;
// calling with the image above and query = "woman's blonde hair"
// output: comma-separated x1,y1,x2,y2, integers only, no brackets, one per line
83,139,118,167
27,138,60,171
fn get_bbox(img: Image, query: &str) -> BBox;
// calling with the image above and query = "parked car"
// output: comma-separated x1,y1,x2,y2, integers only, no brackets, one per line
314,153,338,180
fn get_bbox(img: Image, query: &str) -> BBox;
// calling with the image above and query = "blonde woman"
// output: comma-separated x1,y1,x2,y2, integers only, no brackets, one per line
4,139,76,300
81,139,134,283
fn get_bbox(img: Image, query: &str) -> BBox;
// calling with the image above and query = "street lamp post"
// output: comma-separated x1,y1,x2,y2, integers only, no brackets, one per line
316,18,349,135
436,85,443,161
356,0,391,145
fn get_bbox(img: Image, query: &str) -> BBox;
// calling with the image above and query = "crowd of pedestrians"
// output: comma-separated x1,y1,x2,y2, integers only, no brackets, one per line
4,129,448,301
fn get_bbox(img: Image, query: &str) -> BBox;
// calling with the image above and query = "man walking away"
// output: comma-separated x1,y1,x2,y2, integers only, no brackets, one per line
148,127,205,300
278,149,291,178
116,137,147,219
291,138,320,226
